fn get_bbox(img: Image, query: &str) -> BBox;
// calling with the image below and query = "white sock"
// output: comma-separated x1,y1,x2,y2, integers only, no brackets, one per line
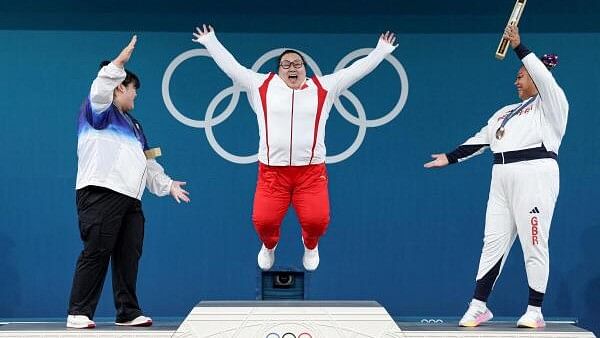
471,299,487,309
263,243,277,251
527,305,542,313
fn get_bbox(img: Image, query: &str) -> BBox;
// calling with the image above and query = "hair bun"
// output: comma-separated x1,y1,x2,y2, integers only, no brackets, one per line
541,53,559,70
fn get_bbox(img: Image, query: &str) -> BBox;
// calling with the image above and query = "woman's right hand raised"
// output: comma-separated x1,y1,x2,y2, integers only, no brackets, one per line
113,35,137,68
192,24,214,44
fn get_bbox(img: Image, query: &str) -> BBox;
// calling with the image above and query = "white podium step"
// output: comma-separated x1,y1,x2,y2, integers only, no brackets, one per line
173,300,403,337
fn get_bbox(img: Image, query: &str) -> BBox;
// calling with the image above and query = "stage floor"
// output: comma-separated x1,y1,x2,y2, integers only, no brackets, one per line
397,321,596,337
0,320,595,338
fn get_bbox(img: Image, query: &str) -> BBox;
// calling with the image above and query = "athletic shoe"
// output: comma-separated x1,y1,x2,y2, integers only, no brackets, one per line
517,309,546,328
115,315,153,327
66,315,96,329
302,242,320,271
257,244,276,271
459,301,493,327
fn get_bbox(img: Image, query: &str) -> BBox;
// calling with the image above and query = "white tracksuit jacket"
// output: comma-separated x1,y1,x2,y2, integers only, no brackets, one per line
198,32,396,166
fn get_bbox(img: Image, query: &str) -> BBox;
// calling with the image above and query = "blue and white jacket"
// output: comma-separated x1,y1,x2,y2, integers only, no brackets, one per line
75,62,172,200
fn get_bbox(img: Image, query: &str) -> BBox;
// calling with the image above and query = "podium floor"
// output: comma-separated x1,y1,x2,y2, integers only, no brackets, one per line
1,301,595,338
0,320,594,337
0,321,179,337
397,321,595,337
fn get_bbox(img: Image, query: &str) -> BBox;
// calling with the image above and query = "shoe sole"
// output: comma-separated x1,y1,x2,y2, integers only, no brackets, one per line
303,264,318,271
459,313,493,327
459,322,480,327
115,321,153,327
258,262,273,271
517,322,545,328
66,323,96,329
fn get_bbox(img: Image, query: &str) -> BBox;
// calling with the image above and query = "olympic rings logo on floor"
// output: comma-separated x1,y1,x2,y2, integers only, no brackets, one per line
420,318,444,324
265,333,312,338
162,47,409,164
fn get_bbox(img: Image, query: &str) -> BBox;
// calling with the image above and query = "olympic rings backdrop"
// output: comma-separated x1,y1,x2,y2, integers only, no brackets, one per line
161,47,409,164
0,30,599,334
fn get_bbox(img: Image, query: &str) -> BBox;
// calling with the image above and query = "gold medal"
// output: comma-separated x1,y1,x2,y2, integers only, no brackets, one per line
496,127,505,140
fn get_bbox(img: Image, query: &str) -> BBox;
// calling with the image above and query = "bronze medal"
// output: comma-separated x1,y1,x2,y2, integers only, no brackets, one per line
496,127,505,140
495,96,536,141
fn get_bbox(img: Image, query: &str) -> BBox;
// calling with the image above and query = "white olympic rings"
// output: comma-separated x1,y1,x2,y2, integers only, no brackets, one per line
162,46,409,164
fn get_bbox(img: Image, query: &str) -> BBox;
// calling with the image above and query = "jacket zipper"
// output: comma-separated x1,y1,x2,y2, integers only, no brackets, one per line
289,89,295,166
136,166,147,198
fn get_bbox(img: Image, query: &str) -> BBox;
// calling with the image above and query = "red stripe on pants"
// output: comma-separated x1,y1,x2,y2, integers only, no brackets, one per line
252,163,330,250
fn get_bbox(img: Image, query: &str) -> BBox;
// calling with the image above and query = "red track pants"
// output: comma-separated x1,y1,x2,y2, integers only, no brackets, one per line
252,162,330,250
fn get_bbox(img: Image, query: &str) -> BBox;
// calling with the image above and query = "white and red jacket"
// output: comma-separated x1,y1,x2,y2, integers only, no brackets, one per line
198,32,396,166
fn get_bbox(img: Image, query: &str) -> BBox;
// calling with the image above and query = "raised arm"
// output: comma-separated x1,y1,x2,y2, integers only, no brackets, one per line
192,25,260,90
505,25,569,136
89,35,136,113
320,31,397,95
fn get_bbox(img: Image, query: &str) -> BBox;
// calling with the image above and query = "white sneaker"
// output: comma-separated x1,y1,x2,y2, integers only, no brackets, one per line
66,315,96,329
257,244,276,271
517,308,546,328
302,242,320,271
115,315,153,327
459,301,493,327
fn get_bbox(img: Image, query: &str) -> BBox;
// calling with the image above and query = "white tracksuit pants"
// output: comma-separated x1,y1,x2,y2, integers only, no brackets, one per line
476,158,559,293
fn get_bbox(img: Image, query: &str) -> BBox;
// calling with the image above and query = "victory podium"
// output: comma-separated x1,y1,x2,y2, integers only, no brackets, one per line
173,300,403,338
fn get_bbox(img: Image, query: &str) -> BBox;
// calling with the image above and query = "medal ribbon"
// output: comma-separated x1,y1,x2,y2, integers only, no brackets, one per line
498,95,537,130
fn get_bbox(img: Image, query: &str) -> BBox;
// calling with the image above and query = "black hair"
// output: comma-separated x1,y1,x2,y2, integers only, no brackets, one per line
276,50,306,72
99,60,141,89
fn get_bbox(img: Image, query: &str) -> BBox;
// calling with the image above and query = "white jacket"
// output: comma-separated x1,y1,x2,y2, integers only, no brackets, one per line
75,62,172,199
449,52,569,163
198,32,396,166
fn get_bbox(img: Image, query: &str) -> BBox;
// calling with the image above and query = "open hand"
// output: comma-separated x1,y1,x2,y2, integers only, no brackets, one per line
113,35,137,68
170,181,190,203
424,153,449,168
192,24,214,44
380,31,397,47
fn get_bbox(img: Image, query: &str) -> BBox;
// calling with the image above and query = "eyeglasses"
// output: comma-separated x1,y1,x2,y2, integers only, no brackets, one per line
279,60,304,69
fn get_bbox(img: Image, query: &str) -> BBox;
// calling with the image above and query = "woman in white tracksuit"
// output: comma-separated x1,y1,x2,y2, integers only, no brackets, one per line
425,25,568,328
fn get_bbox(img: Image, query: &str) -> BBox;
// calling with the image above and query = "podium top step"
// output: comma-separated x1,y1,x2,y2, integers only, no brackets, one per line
196,300,382,307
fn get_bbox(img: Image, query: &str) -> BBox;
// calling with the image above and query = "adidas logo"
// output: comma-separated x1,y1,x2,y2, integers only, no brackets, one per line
529,207,540,214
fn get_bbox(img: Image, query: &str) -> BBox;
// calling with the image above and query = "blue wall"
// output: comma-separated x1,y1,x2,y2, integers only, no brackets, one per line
0,30,598,333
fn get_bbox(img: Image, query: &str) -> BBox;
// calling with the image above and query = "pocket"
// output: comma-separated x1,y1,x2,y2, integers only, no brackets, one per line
257,166,279,190
76,186,104,211
78,218,117,255
314,165,328,183
76,189,89,211
78,219,99,242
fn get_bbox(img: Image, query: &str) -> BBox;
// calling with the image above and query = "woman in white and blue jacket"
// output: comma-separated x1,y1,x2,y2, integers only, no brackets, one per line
67,36,190,329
